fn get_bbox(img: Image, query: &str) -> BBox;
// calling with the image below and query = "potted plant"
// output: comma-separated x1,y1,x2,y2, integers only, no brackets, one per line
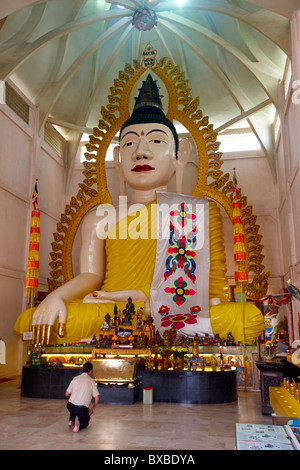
263,340,277,361
171,347,188,370
158,347,171,370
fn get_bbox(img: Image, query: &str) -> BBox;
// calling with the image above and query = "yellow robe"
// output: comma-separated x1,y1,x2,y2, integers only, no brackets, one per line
14,201,264,344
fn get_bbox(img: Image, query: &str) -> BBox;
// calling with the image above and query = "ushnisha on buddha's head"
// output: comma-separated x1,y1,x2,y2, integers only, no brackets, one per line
114,74,191,196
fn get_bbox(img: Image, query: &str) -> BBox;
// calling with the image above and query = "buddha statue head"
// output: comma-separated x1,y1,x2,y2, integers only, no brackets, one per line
114,74,191,197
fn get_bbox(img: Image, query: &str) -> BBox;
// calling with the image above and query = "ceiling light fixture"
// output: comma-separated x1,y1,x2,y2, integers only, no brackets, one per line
132,6,157,31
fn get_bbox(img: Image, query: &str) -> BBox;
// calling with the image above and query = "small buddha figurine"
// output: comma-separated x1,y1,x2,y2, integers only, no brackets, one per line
90,334,98,345
227,331,234,345
169,325,177,343
136,307,143,331
163,329,170,346
192,337,199,358
101,313,111,330
122,309,132,326
123,296,135,317
155,329,161,344
111,315,117,330
204,334,210,346
214,333,221,345
136,316,142,331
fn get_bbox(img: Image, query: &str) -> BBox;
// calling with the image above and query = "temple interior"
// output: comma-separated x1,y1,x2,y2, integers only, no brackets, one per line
1,0,300,452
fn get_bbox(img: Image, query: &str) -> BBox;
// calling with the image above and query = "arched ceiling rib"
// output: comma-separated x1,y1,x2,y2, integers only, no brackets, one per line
156,0,291,54
246,0,300,18
158,13,280,107
37,16,132,129
0,0,293,191
0,8,133,78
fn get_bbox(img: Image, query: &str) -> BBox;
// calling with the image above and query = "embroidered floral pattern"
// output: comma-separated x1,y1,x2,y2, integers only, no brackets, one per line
158,305,170,316
156,199,206,333
190,305,201,313
164,222,197,283
161,312,198,330
164,276,196,306
170,202,196,228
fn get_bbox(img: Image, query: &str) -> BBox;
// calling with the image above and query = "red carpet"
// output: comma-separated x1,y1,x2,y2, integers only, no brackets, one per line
0,378,15,383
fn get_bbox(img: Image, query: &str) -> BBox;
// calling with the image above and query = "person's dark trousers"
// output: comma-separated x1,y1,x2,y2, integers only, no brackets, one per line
67,402,90,430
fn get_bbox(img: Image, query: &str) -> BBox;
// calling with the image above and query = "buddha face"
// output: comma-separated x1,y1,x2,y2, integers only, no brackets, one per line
119,122,177,191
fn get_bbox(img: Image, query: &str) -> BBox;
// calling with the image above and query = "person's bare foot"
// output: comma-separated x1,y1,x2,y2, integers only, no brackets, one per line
73,421,80,433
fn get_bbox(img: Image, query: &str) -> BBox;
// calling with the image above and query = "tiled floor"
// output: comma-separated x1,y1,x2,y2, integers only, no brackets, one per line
0,377,272,450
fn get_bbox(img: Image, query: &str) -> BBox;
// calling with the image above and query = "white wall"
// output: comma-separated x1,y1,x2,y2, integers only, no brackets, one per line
270,10,300,342
0,89,66,377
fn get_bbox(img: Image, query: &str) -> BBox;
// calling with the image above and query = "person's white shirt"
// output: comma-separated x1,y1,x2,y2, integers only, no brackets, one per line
66,372,99,407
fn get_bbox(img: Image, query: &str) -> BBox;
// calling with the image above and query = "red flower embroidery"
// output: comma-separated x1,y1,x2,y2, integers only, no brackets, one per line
161,313,198,330
164,276,196,306
170,202,196,228
190,305,201,313
158,305,170,316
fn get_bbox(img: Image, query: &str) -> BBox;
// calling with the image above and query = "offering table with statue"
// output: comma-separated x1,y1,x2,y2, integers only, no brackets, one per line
20,351,238,404
21,333,260,403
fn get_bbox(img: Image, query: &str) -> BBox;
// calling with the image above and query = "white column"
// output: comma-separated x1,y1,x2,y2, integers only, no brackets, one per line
286,11,300,341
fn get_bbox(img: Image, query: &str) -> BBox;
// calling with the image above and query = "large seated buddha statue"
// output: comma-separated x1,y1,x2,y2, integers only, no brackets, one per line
14,73,265,346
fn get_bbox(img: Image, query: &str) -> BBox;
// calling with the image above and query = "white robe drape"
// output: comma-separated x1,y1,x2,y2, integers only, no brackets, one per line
150,192,213,337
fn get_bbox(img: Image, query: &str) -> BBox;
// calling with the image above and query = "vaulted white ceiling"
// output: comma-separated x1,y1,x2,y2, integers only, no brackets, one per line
0,0,298,190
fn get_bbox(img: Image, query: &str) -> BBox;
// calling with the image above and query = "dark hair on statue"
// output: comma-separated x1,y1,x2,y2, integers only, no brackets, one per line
119,74,179,157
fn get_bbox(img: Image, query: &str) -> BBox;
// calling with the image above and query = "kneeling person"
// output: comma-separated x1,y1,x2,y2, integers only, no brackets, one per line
65,362,99,433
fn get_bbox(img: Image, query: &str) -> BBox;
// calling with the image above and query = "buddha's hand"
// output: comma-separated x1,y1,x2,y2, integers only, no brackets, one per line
83,289,151,318
32,291,67,345
83,291,115,303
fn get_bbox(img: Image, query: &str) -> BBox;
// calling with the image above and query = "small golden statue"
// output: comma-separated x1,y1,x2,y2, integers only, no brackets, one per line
163,329,170,346
192,339,199,358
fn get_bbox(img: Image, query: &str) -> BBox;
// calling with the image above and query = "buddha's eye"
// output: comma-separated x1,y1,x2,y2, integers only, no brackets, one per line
122,141,134,148
150,139,166,144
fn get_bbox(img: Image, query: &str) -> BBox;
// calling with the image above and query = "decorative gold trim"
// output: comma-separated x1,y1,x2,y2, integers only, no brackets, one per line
48,51,268,298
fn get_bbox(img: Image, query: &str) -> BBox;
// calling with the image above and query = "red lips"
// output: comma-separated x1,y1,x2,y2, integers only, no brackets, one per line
131,164,155,172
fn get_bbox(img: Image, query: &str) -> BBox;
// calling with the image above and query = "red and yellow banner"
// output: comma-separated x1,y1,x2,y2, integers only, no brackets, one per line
25,180,40,306
232,169,248,284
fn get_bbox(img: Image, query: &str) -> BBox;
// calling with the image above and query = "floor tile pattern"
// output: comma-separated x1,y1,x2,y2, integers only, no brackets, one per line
0,377,272,450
